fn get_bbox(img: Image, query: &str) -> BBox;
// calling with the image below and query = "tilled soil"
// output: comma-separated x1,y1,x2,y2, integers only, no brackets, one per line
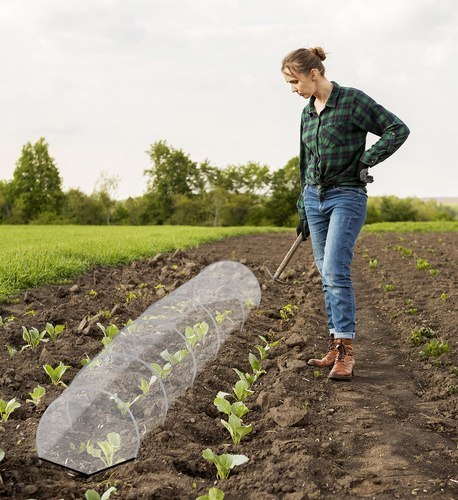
0,231,457,499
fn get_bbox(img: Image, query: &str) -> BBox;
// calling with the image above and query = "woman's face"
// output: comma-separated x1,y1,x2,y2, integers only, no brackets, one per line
282,69,316,99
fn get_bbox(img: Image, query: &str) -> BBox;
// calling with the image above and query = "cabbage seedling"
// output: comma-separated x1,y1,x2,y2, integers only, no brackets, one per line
232,368,256,388
151,362,172,379
43,361,71,386
26,385,46,407
258,335,280,351
185,322,209,349
97,323,120,348
21,326,49,350
196,487,225,500
160,348,189,365
213,392,250,419
220,414,253,445
45,322,65,341
416,258,430,270
86,432,122,468
5,344,17,358
232,380,254,403
0,398,21,422
202,448,249,480
248,353,266,379
214,309,233,325
84,486,117,500
139,377,156,396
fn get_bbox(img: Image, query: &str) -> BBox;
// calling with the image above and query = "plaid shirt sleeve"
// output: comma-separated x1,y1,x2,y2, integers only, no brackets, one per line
352,89,410,167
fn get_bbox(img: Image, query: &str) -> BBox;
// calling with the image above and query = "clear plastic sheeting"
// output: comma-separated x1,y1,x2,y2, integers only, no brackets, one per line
36,260,261,475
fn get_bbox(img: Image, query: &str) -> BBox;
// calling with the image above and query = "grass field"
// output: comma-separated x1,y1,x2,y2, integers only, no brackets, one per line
1,222,456,302
0,225,288,302
363,220,458,232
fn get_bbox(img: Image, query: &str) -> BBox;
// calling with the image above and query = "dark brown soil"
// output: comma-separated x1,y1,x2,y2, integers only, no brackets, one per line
0,231,457,499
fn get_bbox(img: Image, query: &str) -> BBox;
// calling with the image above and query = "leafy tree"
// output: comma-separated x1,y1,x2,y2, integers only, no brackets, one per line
0,180,13,222
266,156,300,226
144,140,200,222
218,162,271,195
10,138,63,222
112,195,154,225
62,189,105,225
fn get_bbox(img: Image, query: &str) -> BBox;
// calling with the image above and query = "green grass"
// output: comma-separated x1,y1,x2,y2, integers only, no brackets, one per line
0,225,288,302
363,221,458,232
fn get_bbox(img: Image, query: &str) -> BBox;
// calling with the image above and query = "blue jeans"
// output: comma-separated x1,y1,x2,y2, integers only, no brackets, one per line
304,185,367,340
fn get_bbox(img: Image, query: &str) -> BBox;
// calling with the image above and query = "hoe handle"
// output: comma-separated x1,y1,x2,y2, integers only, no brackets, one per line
273,234,303,280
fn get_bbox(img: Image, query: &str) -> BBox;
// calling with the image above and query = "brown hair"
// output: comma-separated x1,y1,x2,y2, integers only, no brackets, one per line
281,47,327,77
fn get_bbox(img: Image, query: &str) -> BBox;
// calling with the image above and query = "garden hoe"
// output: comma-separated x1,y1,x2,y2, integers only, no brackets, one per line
265,233,303,283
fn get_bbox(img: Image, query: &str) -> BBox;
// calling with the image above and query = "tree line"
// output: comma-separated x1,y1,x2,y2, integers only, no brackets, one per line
0,138,455,226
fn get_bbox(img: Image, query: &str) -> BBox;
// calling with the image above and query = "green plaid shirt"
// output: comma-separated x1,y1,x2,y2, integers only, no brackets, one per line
297,81,410,217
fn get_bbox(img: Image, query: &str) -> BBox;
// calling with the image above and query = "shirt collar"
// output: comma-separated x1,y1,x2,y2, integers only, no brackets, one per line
305,81,340,116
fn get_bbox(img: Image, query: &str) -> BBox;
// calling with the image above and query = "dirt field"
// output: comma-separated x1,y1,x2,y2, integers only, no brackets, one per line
0,231,457,499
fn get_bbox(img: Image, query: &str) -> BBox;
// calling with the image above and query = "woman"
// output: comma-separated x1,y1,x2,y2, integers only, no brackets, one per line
281,47,410,380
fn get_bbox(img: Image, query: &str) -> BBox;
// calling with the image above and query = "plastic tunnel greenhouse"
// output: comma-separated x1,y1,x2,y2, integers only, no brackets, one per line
36,260,261,475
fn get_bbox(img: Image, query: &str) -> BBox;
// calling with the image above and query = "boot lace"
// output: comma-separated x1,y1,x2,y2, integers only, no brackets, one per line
335,341,347,362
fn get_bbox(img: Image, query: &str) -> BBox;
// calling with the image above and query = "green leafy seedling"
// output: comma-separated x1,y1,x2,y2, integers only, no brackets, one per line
0,398,21,422
185,321,209,348
213,392,250,419
233,380,254,403
248,352,266,379
43,361,71,386
45,323,65,341
410,326,436,346
97,323,120,348
369,259,378,268
86,432,122,468
279,304,298,322
138,377,154,396
220,414,253,445
151,362,172,379
27,385,46,406
85,486,117,500
197,487,225,500
215,310,233,324
202,448,249,480
440,292,448,301
416,258,430,270
259,335,280,349
420,339,449,358
5,344,17,358
21,326,48,350
160,348,189,365
81,354,91,367
383,284,396,292
232,368,256,387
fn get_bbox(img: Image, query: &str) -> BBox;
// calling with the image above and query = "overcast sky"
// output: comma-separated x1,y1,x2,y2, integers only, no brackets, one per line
1,0,457,200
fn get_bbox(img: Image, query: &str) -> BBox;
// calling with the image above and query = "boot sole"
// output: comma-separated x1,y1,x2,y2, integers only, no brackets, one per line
307,360,335,368
328,369,355,381
328,374,353,381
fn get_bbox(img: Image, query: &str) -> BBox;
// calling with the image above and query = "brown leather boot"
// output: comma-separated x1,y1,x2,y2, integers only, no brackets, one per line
307,338,338,368
328,339,355,380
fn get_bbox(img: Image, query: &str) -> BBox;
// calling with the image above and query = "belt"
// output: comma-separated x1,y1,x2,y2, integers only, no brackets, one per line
308,184,339,191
